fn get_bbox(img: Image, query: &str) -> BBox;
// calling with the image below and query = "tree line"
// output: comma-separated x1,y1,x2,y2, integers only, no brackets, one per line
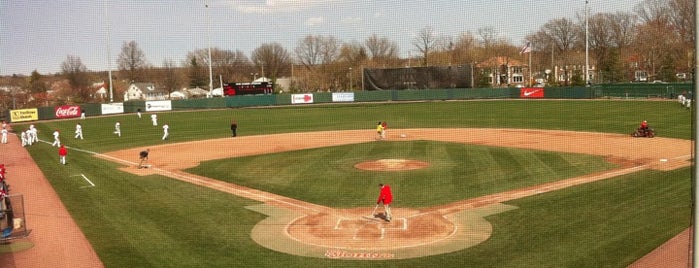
0,0,692,109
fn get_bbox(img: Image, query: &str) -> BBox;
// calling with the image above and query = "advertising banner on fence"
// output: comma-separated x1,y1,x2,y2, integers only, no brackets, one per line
55,105,82,119
332,92,355,102
291,94,314,104
9,108,38,122
520,87,544,98
101,103,125,115
145,100,172,111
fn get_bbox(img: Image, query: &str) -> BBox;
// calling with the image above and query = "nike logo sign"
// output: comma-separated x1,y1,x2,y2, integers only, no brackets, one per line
523,90,540,96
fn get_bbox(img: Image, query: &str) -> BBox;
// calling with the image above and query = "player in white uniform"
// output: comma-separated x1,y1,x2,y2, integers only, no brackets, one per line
151,114,158,126
51,130,61,147
75,123,84,139
114,121,121,137
25,129,33,146
1,126,8,144
29,124,38,144
20,129,28,147
162,123,169,140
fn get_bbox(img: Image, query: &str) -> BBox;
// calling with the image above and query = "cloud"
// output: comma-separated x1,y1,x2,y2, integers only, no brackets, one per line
230,0,340,14
340,16,362,24
305,17,325,26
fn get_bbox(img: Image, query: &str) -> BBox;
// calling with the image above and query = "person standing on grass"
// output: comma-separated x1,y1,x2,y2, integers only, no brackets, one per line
58,145,67,165
75,123,83,139
230,120,237,137
151,114,158,126
377,183,393,222
51,130,61,147
114,121,121,137
162,123,169,140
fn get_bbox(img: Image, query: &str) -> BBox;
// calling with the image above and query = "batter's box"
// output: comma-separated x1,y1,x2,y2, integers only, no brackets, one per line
335,218,407,240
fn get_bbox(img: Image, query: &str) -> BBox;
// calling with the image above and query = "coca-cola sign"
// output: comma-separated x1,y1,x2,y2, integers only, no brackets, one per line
55,105,82,119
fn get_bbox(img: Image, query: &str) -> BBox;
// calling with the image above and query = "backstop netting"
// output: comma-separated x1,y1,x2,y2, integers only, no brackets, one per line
0,194,30,241
362,65,474,90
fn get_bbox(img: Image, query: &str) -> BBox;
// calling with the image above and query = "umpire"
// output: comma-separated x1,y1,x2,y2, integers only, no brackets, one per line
138,149,150,168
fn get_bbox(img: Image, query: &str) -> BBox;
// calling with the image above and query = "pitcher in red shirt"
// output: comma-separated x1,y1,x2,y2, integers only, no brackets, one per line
377,183,393,222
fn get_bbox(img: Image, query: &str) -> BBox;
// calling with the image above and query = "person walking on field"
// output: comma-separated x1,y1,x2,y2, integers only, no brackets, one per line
162,123,169,140
376,122,384,140
230,120,237,137
381,121,387,140
114,121,121,137
1,126,7,144
58,145,67,165
75,123,83,139
51,130,61,147
151,114,158,126
138,149,150,168
377,183,393,222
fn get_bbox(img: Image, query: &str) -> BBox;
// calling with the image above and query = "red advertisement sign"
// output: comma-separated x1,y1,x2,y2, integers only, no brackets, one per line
55,105,81,118
520,87,544,98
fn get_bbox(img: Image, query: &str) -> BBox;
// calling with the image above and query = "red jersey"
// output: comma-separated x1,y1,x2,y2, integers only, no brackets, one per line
377,185,393,205
58,146,68,156
640,121,648,129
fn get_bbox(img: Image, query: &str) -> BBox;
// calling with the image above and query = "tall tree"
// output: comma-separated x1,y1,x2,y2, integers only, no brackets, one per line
161,59,180,94
61,55,91,102
251,42,291,79
28,70,48,93
117,40,149,82
295,35,339,69
364,34,399,61
413,26,438,66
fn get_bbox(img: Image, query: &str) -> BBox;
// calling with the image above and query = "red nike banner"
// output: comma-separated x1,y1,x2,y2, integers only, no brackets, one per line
520,87,544,98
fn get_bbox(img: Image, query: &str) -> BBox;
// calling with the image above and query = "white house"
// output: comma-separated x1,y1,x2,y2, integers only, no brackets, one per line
123,82,168,101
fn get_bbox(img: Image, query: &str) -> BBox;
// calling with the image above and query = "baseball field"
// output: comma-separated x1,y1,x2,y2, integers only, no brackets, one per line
4,100,694,267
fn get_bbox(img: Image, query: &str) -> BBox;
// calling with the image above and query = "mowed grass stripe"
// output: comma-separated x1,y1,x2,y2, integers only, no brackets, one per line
186,141,617,208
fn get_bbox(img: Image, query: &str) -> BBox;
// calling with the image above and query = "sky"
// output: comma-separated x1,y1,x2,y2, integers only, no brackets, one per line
0,0,642,76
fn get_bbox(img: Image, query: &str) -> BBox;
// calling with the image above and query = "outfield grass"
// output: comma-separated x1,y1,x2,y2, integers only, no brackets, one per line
18,100,692,267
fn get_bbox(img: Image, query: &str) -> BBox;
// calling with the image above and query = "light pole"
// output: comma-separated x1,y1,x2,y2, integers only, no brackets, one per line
104,0,113,102
205,1,213,92
349,67,353,91
585,0,590,86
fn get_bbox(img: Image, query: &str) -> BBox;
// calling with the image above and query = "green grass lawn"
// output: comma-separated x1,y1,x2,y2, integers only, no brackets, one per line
17,99,692,268
186,140,617,208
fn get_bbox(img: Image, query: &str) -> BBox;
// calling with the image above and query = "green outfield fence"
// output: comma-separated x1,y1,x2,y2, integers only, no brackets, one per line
12,83,694,122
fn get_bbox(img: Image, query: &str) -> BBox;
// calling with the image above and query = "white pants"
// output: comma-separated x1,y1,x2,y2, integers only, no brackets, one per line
52,139,60,147
75,131,83,139
60,156,66,165
162,132,169,140
1,134,6,144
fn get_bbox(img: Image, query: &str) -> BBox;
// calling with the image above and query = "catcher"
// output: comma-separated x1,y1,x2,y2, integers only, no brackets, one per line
377,183,393,222
138,149,150,169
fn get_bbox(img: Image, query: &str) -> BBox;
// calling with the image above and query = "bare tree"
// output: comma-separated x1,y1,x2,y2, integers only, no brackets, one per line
251,42,292,79
61,55,92,102
117,40,149,82
413,26,438,66
634,0,670,24
161,59,180,95
364,34,399,61
668,0,694,43
477,27,497,48
295,35,340,69
451,31,476,64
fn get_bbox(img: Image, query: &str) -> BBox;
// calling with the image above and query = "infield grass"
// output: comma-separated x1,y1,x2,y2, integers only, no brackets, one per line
186,140,617,208
18,99,692,268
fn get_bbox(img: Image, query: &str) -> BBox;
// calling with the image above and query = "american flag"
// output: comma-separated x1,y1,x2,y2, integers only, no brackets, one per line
519,42,531,55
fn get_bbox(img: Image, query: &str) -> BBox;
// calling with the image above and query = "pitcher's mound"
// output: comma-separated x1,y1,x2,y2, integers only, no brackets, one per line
354,159,429,171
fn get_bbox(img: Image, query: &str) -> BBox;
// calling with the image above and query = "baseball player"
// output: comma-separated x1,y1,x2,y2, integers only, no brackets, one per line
29,124,38,143
51,130,60,147
138,149,150,168
25,129,33,146
137,108,142,118
151,114,158,126
1,126,7,144
114,121,121,137
162,123,169,140
20,129,28,147
381,121,387,139
58,145,68,165
376,122,384,140
75,123,83,139
377,183,393,222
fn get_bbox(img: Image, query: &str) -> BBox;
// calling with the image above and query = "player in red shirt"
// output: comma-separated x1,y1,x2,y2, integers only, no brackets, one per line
58,145,68,165
377,183,393,222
